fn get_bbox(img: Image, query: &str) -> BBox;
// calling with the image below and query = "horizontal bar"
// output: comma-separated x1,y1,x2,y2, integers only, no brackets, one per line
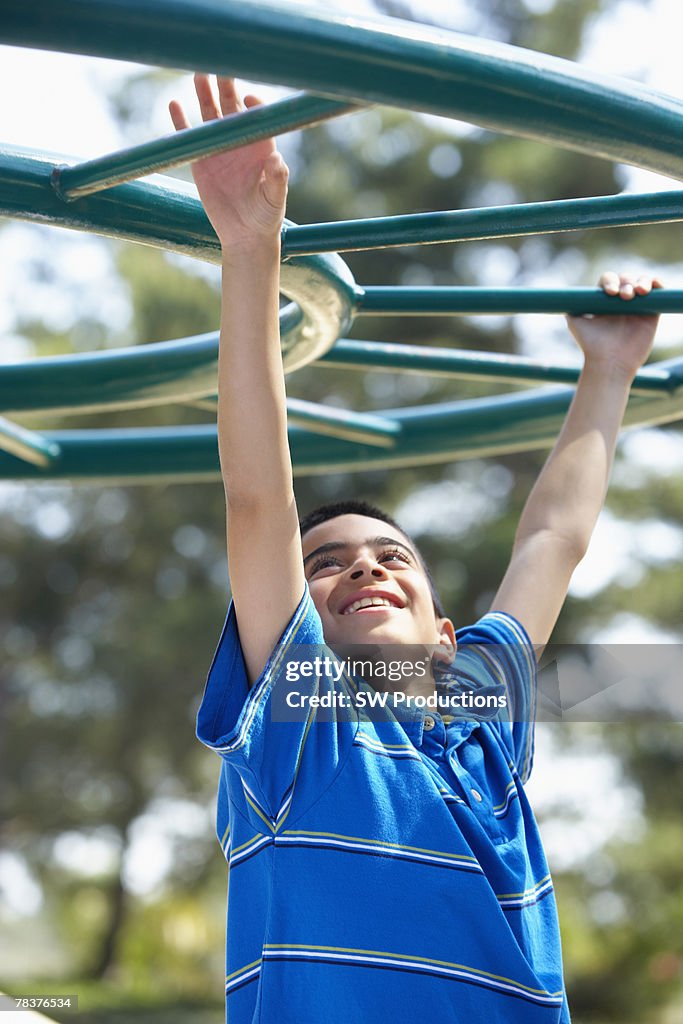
0,415,61,467
4,0,683,179
56,93,359,200
356,287,683,316
286,397,399,447
282,190,683,256
315,339,676,394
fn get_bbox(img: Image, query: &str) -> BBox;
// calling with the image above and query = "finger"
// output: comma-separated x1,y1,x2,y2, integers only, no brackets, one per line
652,276,664,289
618,274,635,300
194,72,222,121
217,76,243,117
244,94,264,108
634,275,654,296
599,271,620,296
169,100,191,132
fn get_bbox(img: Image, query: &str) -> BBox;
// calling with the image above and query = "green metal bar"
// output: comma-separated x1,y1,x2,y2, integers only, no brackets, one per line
56,93,359,200
0,144,221,262
356,288,683,316
316,340,676,394
0,148,358,376
3,324,672,420
1,305,300,414
0,416,61,467
194,396,401,446
283,191,683,256
3,0,683,179
0,147,349,296
0,425,222,483
0,332,220,415
1,360,682,481
286,398,400,447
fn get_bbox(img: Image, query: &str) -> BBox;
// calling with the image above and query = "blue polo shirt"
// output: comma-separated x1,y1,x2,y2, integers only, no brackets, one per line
197,584,570,1023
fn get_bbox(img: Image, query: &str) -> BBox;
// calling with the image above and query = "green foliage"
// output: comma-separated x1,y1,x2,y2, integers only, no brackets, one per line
118,246,220,347
554,726,683,1021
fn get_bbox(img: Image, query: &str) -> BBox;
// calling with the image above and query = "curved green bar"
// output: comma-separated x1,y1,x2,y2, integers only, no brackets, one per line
0,332,218,416
1,360,682,480
0,146,357,374
0,144,220,260
3,0,683,179
283,191,683,256
1,329,674,420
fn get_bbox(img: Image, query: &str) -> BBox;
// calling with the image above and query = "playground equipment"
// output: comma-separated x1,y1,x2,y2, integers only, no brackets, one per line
1,0,683,482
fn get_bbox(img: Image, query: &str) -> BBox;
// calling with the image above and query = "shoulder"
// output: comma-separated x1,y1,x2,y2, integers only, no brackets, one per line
456,610,534,649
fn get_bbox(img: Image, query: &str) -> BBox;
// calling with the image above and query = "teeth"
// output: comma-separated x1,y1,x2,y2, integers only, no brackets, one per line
343,596,397,615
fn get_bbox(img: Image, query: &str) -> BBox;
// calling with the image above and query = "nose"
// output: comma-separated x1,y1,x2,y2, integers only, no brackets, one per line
347,553,388,581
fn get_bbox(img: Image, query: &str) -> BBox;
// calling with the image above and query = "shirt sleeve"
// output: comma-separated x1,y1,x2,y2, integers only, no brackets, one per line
454,611,538,783
196,583,353,823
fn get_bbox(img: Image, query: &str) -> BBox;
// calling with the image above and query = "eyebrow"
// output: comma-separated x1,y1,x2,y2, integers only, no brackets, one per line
303,536,416,568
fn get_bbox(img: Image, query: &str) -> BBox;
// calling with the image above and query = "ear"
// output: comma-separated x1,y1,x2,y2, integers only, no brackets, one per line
433,616,457,666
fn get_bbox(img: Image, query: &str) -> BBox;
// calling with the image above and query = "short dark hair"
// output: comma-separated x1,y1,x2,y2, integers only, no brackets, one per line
299,499,446,619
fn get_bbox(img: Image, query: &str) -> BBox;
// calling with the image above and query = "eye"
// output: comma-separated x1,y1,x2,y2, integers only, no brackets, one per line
308,555,343,577
379,548,411,565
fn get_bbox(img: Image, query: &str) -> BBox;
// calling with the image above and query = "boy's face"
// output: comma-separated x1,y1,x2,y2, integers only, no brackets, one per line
302,514,455,659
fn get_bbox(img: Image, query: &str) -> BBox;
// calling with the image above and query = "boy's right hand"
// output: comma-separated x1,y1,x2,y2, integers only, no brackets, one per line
169,75,289,253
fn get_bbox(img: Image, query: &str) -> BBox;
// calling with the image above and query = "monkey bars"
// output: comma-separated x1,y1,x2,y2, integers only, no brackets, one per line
1,0,683,481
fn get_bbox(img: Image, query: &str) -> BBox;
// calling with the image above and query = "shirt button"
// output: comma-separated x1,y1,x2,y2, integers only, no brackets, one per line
470,788,483,802
424,716,436,731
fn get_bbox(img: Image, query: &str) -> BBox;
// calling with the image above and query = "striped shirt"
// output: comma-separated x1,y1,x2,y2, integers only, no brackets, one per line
197,584,570,1022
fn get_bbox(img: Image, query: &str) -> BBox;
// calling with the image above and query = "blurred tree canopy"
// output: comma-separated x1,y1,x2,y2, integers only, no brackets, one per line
1,1,682,1021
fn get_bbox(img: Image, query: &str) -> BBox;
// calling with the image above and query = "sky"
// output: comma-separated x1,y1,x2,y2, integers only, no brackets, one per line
0,0,682,921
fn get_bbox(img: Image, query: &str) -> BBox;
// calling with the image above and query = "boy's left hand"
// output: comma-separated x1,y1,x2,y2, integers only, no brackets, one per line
567,271,663,379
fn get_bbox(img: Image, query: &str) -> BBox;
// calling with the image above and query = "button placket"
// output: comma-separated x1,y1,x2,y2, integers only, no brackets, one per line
420,713,447,752
446,752,486,811
442,727,504,836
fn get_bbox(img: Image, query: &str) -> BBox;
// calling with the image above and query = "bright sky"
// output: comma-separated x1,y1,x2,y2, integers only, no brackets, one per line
0,0,682,920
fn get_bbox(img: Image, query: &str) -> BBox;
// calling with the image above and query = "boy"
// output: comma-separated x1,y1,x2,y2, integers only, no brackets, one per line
170,75,662,1023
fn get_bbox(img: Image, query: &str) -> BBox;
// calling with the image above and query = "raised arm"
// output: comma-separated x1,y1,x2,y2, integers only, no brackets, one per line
491,271,663,654
170,75,305,685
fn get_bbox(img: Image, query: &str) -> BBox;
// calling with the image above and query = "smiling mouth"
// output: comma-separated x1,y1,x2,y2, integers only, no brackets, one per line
342,596,401,615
